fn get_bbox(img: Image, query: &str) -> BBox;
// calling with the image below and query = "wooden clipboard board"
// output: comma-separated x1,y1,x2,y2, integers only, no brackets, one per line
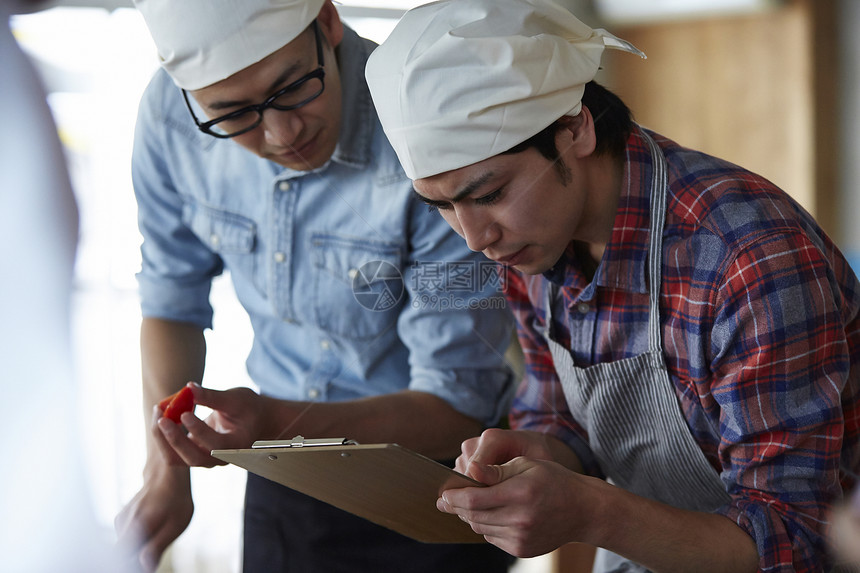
211,437,485,544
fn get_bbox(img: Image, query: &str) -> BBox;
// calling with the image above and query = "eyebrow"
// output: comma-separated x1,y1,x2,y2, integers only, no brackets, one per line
412,171,496,206
206,62,304,111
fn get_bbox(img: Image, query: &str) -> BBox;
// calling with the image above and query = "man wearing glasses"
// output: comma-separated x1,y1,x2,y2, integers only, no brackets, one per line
115,1,516,571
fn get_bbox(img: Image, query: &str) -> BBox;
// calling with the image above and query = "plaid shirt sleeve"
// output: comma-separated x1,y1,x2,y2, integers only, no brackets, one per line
706,227,858,572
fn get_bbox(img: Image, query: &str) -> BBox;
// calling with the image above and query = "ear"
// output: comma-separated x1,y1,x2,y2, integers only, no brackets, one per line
556,107,597,159
317,0,344,49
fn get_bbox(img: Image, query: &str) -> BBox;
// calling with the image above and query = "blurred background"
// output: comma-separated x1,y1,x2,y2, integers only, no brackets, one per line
5,0,858,571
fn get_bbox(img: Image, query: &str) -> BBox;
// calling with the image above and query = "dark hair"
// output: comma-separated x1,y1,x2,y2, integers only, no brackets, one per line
503,81,633,162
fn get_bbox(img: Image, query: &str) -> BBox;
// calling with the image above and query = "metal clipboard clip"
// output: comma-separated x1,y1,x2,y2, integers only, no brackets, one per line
251,435,359,449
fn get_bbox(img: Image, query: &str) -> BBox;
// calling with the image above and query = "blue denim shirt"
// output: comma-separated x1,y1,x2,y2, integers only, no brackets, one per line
132,28,515,425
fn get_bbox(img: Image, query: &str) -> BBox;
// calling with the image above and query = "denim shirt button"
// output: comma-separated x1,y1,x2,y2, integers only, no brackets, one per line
278,180,291,192
209,234,220,248
320,339,331,350
273,251,286,263
307,388,320,399
347,268,359,280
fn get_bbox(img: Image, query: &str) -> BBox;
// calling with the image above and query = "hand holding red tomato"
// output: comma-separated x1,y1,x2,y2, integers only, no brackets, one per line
156,383,264,468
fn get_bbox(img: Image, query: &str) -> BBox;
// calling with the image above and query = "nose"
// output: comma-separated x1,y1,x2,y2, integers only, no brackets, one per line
454,206,500,253
260,109,302,148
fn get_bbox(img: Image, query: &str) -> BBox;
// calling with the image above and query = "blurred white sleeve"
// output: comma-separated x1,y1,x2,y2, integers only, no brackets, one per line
0,7,124,571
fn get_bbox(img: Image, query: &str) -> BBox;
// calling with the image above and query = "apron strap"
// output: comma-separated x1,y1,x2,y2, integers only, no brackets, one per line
643,131,669,357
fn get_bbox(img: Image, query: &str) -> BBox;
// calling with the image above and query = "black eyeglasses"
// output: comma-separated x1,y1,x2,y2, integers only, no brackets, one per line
182,20,325,139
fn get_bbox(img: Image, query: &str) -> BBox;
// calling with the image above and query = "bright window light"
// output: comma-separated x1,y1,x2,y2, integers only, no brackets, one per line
595,0,781,24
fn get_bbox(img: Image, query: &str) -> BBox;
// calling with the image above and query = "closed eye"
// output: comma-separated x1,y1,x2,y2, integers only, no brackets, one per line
426,202,453,213
413,188,451,213
474,188,502,206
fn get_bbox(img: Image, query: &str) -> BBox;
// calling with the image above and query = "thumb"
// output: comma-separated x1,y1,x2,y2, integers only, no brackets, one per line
187,382,227,411
468,456,531,486
466,461,507,486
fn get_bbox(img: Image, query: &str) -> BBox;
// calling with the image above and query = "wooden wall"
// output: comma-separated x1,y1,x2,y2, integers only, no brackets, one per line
596,0,840,239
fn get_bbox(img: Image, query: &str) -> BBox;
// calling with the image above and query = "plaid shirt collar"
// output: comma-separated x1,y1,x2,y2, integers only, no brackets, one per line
543,125,655,298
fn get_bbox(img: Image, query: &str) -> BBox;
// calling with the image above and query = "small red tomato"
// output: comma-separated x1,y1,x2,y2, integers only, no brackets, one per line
157,392,176,413
160,386,195,423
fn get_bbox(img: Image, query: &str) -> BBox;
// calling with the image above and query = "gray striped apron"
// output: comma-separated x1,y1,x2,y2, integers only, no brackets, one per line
542,132,731,573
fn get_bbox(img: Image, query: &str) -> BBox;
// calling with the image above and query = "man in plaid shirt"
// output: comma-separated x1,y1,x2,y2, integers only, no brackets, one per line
365,0,860,570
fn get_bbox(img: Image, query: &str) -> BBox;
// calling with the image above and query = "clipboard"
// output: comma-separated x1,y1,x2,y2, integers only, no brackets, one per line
211,436,486,544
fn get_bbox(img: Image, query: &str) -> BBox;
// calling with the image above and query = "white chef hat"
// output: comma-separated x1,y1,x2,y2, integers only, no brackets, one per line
134,0,326,90
365,0,645,180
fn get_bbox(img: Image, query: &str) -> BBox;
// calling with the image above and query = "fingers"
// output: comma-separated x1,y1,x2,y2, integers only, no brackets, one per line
150,406,186,466
154,383,261,469
436,494,521,556
114,493,174,573
455,431,504,476
157,416,222,468
155,384,252,467
437,474,502,516
436,493,457,515
187,382,232,412
440,457,533,513
454,436,479,474
126,505,192,572
456,428,538,483
462,428,520,472
151,397,221,468
460,436,480,459
138,522,179,572
115,516,156,573
115,494,147,557
466,461,506,486
436,488,508,529
180,412,230,465
436,460,538,558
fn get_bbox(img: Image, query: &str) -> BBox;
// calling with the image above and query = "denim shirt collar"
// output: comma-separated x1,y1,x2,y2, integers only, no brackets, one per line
330,27,376,169
275,27,375,178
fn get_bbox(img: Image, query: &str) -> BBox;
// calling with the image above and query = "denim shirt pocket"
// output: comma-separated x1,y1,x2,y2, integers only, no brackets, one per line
311,233,404,340
181,202,264,293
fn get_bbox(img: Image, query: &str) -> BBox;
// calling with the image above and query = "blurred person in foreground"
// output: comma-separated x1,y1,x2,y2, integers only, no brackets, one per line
1,1,124,571
114,0,516,571
365,0,860,570
832,486,860,566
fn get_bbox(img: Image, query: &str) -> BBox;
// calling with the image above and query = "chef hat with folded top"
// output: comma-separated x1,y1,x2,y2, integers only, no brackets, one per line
365,0,645,180
133,0,326,90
